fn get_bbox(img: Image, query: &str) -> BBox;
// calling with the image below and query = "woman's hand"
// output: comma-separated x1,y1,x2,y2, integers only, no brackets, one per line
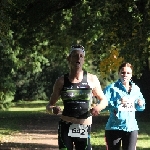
137,99,144,107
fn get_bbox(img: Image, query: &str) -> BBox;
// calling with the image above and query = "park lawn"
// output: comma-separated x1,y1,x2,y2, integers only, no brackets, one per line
0,100,48,139
0,100,149,150
91,121,150,150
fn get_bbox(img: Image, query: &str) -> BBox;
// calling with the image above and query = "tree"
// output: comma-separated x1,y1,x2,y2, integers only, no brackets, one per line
0,0,150,109
99,46,124,86
0,0,82,107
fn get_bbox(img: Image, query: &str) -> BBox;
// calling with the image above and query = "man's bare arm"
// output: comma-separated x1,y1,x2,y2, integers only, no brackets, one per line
46,76,64,114
91,75,108,115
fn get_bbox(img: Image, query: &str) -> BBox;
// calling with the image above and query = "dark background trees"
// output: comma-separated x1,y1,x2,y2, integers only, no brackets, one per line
0,0,149,111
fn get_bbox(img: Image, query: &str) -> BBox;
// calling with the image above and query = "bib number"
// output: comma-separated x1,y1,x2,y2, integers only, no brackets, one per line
118,102,136,111
68,124,89,138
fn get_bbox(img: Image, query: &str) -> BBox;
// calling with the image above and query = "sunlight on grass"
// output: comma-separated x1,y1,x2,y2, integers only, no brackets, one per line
8,100,48,111
90,122,150,150
137,134,150,148
91,134,150,150
91,130,106,146
8,107,46,111
8,100,64,111
91,131,150,150
137,122,150,149
0,100,64,137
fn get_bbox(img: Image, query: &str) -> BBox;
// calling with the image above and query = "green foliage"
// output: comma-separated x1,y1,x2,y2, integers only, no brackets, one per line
0,0,150,109
0,91,14,110
0,31,17,109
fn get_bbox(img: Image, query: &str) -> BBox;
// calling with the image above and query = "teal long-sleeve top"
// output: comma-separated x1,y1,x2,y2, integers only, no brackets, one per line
103,79,145,132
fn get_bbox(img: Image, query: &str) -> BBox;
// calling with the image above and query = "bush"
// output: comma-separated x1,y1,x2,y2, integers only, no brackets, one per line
0,91,15,110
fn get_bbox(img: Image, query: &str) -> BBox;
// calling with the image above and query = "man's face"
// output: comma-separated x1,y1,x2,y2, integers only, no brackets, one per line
68,50,85,69
118,67,132,84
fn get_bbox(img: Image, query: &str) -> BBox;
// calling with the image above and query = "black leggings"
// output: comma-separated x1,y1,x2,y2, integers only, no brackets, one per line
105,130,138,150
58,120,92,150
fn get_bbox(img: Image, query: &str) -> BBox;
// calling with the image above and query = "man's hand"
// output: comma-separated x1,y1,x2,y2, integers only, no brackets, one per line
46,105,61,115
90,106,100,116
53,106,61,115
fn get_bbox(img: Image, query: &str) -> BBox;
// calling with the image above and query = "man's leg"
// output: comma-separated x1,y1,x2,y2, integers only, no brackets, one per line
58,120,73,150
74,125,92,150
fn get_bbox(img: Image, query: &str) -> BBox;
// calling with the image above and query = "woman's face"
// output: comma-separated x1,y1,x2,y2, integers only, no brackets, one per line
118,66,132,84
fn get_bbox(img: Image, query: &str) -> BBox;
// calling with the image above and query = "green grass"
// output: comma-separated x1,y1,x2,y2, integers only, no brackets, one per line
8,100,48,111
137,122,150,149
0,100,150,150
90,122,150,150
0,100,48,137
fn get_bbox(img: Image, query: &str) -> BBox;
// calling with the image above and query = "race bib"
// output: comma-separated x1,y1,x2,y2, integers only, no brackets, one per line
68,124,89,138
118,101,136,111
